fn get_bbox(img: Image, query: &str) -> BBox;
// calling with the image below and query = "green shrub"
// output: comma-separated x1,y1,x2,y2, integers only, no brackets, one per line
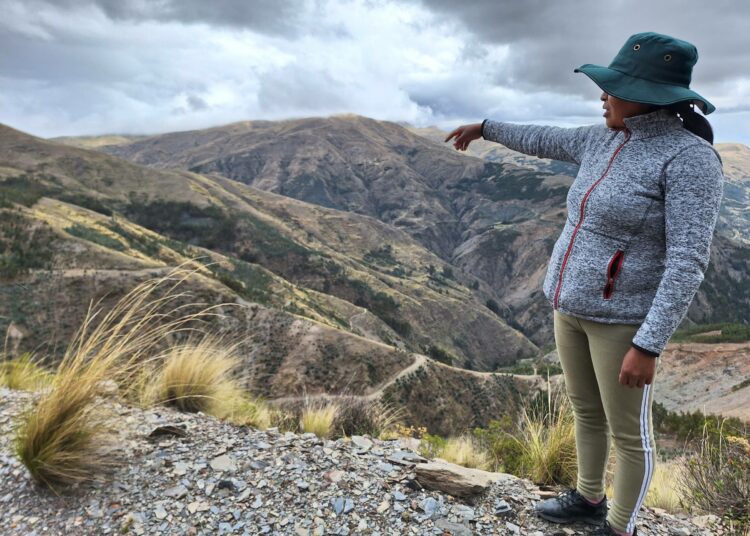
65,224,127,251
678,425,750,530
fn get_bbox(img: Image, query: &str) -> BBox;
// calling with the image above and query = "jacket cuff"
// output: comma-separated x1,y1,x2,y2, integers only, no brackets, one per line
481,119,488,139
631,341,660,358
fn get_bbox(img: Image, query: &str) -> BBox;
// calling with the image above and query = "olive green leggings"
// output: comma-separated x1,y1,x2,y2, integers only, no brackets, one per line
554,309,660,534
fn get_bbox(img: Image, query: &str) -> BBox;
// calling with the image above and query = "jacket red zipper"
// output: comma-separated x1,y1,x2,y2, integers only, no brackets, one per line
553,130,631,309
603,249,625,299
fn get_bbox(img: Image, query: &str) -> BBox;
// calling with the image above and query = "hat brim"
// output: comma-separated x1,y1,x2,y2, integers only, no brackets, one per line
574,64,716,115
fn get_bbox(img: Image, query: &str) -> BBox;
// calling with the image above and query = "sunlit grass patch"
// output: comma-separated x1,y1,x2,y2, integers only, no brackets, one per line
1,353,53,391
300,399,339,439
14,265,215,492
437,434,492,470
515,386,577,486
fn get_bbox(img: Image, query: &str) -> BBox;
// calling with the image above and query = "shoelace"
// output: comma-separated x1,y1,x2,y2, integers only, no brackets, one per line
556,487,582,508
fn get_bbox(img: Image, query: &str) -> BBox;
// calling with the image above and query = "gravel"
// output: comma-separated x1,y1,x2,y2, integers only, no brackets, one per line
0,388,731,535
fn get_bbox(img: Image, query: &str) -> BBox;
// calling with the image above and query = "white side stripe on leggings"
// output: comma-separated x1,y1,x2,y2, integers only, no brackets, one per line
627,383,654,533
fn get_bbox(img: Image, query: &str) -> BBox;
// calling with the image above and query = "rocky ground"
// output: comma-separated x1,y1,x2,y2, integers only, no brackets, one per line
0,388,732,535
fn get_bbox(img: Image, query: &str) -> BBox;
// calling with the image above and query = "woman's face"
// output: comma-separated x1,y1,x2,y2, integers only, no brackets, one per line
601,91,654,129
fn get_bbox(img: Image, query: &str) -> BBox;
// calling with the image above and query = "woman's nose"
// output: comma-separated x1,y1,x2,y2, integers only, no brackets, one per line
600,92,608,101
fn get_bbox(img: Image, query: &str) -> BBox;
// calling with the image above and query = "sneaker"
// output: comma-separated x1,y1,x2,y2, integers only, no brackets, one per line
533,487,607,525
590,519,638,535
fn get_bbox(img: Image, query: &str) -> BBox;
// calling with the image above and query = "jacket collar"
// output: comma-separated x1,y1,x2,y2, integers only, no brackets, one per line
620,108,684,140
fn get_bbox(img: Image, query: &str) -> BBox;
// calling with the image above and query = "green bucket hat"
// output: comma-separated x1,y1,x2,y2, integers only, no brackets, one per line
574,31,715,115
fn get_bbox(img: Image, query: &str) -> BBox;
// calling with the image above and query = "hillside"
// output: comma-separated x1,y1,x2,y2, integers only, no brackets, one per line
407,124,750,250
1,123,547,436
82,114,750,340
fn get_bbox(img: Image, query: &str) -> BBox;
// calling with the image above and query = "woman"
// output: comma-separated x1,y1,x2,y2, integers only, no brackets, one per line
444,32,724,536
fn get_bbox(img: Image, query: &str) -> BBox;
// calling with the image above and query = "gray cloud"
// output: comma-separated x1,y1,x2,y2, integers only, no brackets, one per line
412,0,750,98
29,0,307,36
0,0,747,143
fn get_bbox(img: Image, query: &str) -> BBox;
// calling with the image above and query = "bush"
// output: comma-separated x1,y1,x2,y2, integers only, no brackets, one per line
425,344,455,365
419,432,492,470
330,395,404,439
472,416,525,475
679,424,750,529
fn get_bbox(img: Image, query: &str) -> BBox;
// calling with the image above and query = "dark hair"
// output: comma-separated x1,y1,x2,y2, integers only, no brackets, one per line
653,101,714,145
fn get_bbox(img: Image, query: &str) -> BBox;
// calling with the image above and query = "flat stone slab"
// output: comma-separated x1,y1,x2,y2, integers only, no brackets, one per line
415,460,515,499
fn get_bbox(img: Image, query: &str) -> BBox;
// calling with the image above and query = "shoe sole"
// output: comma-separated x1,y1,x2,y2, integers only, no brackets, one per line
534,510,605,525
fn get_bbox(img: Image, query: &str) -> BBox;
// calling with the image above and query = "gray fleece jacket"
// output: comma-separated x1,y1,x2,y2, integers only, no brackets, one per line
481,108,725,357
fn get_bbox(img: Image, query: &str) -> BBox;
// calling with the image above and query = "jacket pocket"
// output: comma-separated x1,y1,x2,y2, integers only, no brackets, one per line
603,249,625,300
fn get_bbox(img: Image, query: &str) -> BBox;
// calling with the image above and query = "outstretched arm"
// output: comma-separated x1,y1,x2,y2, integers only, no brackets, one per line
481,119,598,165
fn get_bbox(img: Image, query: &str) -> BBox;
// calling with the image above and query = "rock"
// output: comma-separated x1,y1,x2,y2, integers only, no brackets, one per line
173,462,189,476
387,451,427,466
435,518,472,536
330,497,354,515
96,380,119,398
415,460,513,499
154,506,167,520
147,424,187,439
494,499,513,516
210,454,237,472
324,470,344,483
376,500,390,513
350,435,373,451
506,521,521,534
217,479,236,491
397,437,421,451
375,462,396,473
420,497,441,519
164,485,188,499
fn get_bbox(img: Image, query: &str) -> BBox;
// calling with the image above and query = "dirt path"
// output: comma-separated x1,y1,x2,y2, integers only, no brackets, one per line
267,352,551,406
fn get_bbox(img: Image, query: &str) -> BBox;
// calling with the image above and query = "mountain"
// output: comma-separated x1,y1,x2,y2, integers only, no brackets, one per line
715,142,750,246
408,125,750,250
81,114,750,339
1,123,546,435
404,124,580,176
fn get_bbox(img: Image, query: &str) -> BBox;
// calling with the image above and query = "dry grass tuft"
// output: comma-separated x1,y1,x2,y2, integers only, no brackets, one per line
437,434,492,470
330,395,405,440
14,266,217,492
151,336,240,414
142,335,272,430
300,399,339,439
517,384,577,486
678,423,750,530
644,460,685,512
1,353,53,391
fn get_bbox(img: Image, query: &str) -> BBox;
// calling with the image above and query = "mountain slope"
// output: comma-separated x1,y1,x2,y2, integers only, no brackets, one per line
0,123,539,373
88,114,750,341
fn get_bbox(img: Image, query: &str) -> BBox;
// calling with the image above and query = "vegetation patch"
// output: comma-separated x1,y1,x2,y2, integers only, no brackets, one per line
1,353,53,391
65,223,127,251
0,211,55,278
0,175,47,208
671,322,750,343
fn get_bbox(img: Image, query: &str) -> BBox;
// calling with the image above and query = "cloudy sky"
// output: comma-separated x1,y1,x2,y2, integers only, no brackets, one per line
1,0,749,143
